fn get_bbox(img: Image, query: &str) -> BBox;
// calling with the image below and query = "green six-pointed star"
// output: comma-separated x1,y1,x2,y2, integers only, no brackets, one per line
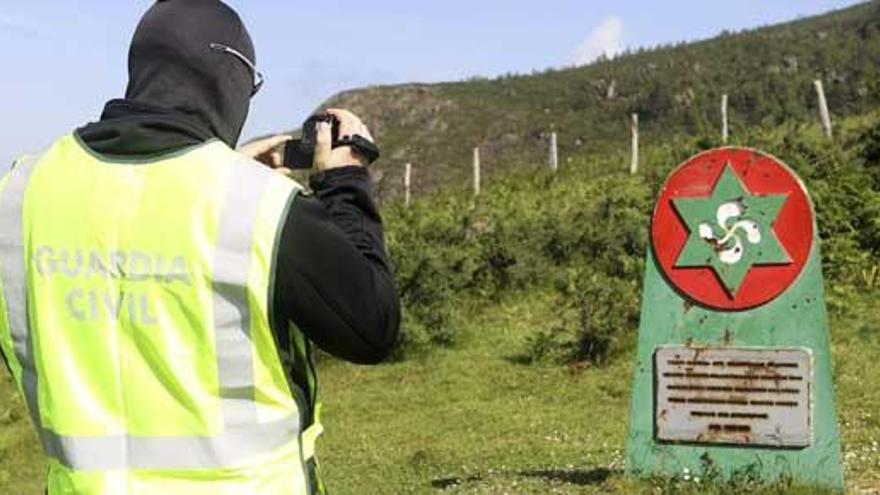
672,163,792,296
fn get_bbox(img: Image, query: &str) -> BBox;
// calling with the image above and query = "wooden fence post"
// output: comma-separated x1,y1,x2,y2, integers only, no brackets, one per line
473,147,481,197
404,163,412,207
721,94,729,145
814,79,833,138
630,113,639,175
549,132,559,172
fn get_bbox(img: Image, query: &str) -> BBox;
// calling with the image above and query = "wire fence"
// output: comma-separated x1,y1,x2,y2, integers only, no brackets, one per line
399,78,834,206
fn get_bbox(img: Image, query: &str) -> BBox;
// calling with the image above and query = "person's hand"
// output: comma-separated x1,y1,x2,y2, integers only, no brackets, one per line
314,108,375,172
238,135,292,175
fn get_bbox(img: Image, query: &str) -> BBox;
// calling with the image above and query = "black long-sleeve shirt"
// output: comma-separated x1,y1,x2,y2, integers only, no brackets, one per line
277,167,399,364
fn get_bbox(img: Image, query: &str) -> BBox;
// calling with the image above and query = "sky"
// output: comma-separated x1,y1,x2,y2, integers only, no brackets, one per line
0,0,861,167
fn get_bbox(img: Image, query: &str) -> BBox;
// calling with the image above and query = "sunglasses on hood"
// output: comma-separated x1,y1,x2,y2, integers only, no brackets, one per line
210,43,265,97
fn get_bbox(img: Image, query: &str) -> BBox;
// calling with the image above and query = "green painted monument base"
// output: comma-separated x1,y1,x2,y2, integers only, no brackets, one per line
625,245,843,488
625,233,844,490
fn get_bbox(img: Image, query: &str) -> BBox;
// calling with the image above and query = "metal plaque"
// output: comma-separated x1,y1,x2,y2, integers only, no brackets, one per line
655,346,812,448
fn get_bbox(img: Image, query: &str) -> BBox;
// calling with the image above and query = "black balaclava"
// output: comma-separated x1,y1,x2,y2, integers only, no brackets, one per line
124,0,255,148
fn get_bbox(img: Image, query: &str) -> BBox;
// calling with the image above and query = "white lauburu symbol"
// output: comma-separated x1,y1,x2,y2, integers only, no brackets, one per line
697,202,761,265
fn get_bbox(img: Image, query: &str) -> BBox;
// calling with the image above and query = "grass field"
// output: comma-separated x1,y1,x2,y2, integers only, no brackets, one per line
2,287,877,494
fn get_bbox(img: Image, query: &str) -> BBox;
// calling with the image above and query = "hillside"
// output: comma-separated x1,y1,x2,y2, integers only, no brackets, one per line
316,1,880,201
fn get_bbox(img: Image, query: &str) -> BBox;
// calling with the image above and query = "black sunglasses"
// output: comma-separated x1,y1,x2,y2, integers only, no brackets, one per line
210,43,265,97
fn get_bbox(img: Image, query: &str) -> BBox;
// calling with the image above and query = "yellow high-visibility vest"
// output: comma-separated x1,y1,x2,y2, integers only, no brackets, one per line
0,134,324,494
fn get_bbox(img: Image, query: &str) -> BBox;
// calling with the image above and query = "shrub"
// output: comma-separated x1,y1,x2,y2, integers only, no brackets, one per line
383,112,880,363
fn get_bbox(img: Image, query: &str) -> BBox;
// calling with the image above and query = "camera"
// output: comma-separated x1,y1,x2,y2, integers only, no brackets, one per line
283,113,380,169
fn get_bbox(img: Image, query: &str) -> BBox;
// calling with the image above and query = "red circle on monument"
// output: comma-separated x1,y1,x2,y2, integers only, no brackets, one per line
651,147,814,310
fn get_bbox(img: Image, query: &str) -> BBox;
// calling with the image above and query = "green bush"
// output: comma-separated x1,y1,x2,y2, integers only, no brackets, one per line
383,111,880,364
524,269,640,365
385,198,478,357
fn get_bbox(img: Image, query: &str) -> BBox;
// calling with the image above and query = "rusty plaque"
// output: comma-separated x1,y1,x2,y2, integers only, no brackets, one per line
655,346,812,447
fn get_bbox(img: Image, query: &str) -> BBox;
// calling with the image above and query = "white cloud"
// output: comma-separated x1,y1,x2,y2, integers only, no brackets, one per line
572,16,624,66
0,14,43,37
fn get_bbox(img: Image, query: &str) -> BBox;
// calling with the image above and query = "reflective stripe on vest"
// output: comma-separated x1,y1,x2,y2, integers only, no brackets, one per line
0,154,41,430
0,138,310,474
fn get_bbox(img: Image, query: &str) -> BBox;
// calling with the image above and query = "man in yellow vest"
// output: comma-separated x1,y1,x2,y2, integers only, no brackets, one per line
0,1,400,493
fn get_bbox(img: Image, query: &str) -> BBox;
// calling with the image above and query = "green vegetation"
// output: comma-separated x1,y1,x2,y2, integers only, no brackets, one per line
388,111,880,363
325,109,880,493
326,109,880,493
316,290,880,494
0,376,42,493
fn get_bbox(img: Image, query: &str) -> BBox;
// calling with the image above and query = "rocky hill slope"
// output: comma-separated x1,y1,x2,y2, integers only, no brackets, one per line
309,2,880,201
